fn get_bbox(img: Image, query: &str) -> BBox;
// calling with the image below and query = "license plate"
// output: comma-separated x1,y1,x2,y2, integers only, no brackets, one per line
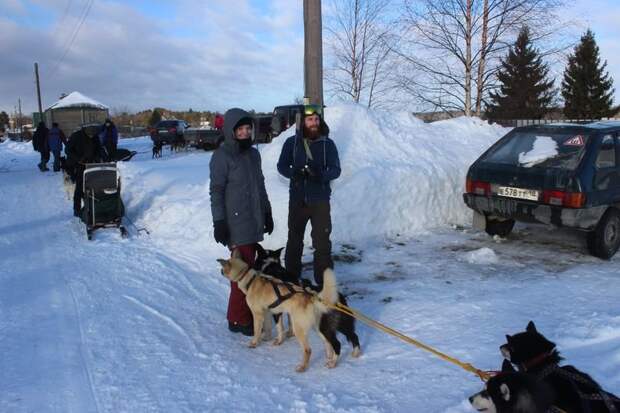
497,186,539,201
158,129,168,134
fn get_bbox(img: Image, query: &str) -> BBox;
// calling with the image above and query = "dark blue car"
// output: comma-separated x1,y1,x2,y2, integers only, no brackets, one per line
463,121,620,259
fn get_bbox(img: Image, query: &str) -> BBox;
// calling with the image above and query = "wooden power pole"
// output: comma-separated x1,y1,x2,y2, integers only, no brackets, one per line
34,62,44,123
303,0,324,108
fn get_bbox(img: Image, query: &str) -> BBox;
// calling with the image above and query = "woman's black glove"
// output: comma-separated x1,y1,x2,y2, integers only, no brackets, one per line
213,220,229,245
264,211,274,235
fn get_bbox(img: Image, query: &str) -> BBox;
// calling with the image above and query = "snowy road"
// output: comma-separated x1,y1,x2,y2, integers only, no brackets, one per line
2,110,620,412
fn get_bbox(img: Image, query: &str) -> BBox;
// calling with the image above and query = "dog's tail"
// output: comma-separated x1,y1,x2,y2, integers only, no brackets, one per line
316,268,338,312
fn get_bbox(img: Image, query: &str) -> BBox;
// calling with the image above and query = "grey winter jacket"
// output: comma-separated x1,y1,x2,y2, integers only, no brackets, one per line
209,108,271,247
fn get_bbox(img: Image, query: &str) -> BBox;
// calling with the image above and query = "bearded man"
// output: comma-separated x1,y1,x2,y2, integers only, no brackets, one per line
276,104,341,288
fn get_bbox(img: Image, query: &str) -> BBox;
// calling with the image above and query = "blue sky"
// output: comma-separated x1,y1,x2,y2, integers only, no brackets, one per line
1,0,619,115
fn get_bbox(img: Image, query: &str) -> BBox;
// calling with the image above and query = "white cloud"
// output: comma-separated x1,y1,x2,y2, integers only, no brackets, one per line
0,0,305,114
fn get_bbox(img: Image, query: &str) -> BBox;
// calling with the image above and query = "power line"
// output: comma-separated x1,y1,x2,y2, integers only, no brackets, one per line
48,0,95,81
50,0,74,40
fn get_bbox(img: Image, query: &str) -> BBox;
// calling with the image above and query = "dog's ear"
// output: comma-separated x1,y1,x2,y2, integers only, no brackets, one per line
526,321,537,333
231,248,242,259
501,359,516,373
500,383,511,402
255,243,266,257
275,247,284,257
505,334,512,343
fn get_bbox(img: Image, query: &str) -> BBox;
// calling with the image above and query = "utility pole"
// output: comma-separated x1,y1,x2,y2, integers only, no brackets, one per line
34,62,44,124
303,0,324,108
18,98,22,136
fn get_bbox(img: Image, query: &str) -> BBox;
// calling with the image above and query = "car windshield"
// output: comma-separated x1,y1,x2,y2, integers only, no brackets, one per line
481,130,589,170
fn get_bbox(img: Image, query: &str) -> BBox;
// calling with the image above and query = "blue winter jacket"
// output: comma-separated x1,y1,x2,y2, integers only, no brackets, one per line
48,127,65,152
277,132,341,203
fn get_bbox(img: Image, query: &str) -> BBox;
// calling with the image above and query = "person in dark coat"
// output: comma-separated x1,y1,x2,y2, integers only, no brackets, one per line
66,125,103,216
98,119,119,161
277,104,341,288
47,122,67,172
209,108,273,335
32,121,50,172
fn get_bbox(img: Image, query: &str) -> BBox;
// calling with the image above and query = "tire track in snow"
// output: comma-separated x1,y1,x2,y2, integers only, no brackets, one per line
122,294,207,358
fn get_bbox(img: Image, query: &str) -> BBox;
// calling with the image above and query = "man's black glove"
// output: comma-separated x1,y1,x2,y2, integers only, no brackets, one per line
306,160,323,181
264,211,274,235
292,166,307,181
213,220,229,245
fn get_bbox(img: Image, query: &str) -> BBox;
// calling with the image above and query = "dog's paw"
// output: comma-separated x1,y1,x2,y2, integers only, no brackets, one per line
272,338,283,346
351,347,361,358
295,364,308,373
248,340,258,348
325,359,337,369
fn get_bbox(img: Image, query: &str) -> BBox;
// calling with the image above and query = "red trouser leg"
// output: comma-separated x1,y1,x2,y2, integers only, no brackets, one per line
226,244,256,325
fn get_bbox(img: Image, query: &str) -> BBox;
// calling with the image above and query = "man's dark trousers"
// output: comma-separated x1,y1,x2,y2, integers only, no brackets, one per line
284,199,333,287
73,164,85,216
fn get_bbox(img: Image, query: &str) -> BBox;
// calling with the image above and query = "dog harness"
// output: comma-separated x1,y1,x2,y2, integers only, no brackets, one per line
536,364,620,413
267,280,301,309
238,265,305,309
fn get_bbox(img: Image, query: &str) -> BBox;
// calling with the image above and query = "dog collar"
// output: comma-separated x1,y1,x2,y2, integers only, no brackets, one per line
236,266,251,282
521,350,554,371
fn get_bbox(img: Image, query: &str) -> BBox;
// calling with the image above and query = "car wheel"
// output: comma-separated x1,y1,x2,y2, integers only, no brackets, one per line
589,208,620,259
485,217,515,237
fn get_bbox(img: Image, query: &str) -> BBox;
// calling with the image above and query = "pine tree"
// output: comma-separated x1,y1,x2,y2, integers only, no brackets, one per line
148,109,162,126
486,27,555,120
562,30,615,119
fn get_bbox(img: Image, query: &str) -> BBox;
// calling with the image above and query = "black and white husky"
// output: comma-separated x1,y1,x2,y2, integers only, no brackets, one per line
470,360,553,413
498,321,620,412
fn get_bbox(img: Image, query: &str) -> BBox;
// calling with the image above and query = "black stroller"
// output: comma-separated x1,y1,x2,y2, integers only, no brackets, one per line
81,162,127,240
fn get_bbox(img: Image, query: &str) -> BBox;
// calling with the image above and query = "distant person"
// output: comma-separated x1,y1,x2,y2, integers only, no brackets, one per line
47,122,67,172
66,125,103,217
277,104,340,288
32,121,50,172
98,118,118,161
209,108,273,336
214,113,224,131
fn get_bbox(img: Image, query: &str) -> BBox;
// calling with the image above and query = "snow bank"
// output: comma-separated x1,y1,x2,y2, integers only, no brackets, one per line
119,104,508,257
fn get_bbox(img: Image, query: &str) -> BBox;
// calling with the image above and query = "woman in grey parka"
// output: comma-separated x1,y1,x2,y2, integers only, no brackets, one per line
209,108,273,335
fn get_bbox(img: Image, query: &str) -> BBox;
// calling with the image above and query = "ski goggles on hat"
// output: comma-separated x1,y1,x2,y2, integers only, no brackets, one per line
303,104,323,117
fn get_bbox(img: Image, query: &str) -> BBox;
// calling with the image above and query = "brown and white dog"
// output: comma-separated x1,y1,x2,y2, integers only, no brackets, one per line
216,255,339,372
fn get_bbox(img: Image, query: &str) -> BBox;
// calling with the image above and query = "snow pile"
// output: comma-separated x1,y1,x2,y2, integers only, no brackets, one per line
463,247,499,264
1,139,33,155
119,104,508,258
519,135,558,167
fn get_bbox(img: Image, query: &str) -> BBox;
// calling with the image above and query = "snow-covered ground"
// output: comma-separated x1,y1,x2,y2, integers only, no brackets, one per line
1,105,619,412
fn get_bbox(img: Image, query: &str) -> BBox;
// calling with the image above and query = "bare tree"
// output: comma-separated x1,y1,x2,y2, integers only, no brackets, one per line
111,105,133,126
398,0,565,117
324,0,397,108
